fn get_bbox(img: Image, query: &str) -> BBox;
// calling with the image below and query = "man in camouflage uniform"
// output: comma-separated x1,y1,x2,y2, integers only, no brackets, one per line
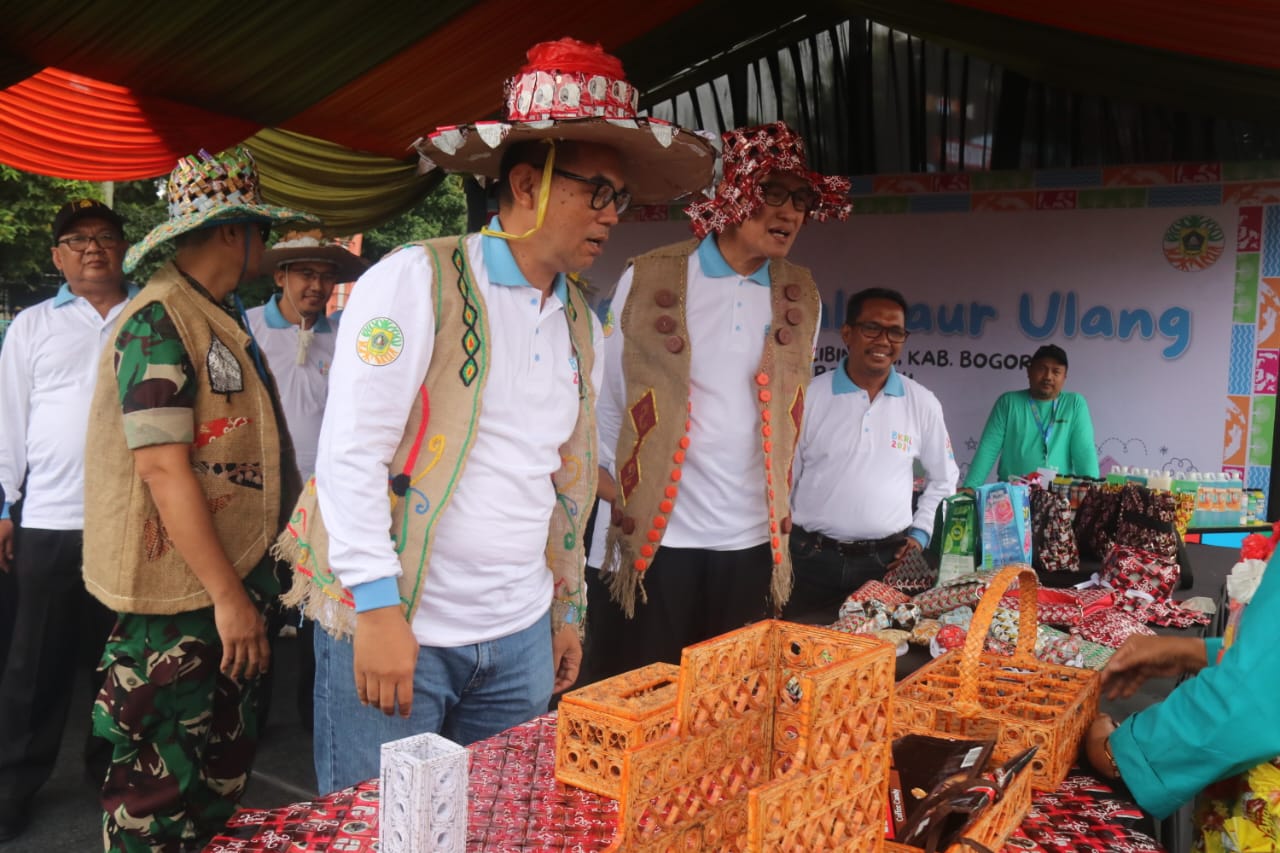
83,147,314,852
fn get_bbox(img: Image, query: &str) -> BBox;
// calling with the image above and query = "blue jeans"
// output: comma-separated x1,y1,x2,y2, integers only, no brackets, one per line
312,610,553,793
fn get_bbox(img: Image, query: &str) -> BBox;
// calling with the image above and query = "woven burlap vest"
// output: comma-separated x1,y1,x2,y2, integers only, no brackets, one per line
602,238,820,615
84,261,296,614
274,236,598,638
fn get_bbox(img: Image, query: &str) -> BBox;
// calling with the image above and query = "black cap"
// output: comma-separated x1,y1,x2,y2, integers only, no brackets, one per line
1031,344,1068,368
51,199,125,242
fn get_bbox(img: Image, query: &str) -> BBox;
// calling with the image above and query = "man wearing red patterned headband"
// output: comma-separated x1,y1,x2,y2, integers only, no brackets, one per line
272,38,715,792
584,121,852,679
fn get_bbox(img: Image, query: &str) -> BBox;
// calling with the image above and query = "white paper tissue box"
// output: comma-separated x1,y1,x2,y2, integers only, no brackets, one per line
379,731,468,853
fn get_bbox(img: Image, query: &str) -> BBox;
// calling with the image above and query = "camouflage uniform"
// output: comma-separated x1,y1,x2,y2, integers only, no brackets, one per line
94,299,277,853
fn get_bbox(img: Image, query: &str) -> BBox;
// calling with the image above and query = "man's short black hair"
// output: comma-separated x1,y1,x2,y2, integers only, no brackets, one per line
497,140,559,207
845,287,909,327
1030,344,1069,368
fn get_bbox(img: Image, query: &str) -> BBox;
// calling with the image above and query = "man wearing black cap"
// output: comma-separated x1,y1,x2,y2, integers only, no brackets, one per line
0,198,135,841
963,343,1099,488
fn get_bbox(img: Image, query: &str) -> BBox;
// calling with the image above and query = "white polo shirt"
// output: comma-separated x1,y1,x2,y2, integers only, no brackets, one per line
315,225,602,647
0,282,137,529
790,360,958,543
245,295,335,478
589,235,819,567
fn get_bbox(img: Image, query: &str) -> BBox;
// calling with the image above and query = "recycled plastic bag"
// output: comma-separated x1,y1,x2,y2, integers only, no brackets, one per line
977,482,1032,570
935,494,978,584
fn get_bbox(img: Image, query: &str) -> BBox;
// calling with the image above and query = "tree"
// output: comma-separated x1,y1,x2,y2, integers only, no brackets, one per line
0,166,96,302
360,175,468,262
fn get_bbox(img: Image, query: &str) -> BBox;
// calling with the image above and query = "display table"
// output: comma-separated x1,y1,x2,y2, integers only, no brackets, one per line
205,713,1164,853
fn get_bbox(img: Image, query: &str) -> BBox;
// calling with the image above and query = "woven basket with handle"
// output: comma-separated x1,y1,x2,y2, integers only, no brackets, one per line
893,564,1100,792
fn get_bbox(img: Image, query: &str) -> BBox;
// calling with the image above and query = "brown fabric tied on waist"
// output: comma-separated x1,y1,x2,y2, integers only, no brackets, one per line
792,524,906,558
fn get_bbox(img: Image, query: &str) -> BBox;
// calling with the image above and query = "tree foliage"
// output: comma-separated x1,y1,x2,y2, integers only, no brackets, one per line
0,166,96,297
360,175,469,262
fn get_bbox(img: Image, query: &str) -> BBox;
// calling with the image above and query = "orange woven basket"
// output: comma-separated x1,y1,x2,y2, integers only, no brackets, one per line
883,749,1033,853
555,662,680,798
602,620,896,852
893,564,1100,792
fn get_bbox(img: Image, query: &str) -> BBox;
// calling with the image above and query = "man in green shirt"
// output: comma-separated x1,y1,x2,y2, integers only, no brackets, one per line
962,344,1099,488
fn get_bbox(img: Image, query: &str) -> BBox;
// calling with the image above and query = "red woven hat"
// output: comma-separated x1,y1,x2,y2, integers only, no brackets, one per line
415,38,715,204
685,121,852,238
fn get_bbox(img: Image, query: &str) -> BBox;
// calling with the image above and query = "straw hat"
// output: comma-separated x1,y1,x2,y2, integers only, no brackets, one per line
685,122,852,238
125,146,318,273
260,233,370,282
415,38,715,204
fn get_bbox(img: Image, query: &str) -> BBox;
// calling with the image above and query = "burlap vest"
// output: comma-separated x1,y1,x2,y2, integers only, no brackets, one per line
84,261,296,614
274,236,598,638
602,238,820,615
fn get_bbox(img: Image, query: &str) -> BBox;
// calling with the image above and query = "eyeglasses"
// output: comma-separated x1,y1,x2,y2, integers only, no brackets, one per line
286,267,340,286
759,182,821,213
852,321,910,343
256,222,272,242
553,169,632,214
56,233,122,252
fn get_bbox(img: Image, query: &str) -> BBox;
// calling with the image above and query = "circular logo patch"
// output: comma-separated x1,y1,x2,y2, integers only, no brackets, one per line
1162,214,1224,272
356,317,404,366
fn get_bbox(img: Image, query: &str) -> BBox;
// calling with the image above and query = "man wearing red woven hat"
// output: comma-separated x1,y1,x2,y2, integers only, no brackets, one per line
273,38,714,792
585,121,851,678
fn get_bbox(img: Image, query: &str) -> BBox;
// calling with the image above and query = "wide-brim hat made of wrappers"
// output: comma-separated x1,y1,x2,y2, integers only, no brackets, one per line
260,233,371,282
685,121,853,238
125,146,319,273
415,38,716,205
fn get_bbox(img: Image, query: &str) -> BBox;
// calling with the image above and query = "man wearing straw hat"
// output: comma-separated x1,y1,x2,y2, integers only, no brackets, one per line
83,146,316,852
586,121,852,678
274,37,714,792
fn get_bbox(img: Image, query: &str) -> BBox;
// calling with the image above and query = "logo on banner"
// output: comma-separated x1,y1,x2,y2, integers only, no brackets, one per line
1162,215,1224,272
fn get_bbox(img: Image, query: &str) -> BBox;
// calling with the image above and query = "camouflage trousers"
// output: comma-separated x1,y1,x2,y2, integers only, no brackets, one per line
93,562,277,853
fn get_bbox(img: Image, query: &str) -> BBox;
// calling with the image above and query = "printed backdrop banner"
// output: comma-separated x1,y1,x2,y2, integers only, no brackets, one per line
591,163,1280,494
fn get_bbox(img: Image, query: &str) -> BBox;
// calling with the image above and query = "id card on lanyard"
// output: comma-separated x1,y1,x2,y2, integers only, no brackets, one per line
1029,397,1059,450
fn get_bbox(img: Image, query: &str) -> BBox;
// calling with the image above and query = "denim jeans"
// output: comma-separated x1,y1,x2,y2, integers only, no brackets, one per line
312,610,553,793
781,533,900,624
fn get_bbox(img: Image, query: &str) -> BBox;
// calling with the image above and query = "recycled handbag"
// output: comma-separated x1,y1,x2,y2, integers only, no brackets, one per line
1072,483,1122,561
885,546,940,593
1113,484,1179,561
1100,545,1180,602
1030,485,1081,574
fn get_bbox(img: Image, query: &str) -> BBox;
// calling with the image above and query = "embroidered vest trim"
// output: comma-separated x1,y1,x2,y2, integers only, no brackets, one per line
274,236,598,638
602,239,819,615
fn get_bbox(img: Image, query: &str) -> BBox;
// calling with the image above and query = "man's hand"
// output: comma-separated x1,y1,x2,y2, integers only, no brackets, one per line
0,519,13,573
552,625,583,694
354,607,418,717
887,536,922,571
1100,635,1207,700
212,589,270,680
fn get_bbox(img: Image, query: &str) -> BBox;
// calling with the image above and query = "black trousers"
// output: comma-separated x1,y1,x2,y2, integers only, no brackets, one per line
0,527,116,814
780,528,902,624
582,543,774,683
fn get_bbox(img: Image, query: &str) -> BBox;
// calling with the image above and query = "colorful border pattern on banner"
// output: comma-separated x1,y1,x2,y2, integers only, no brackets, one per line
625,161,1280,494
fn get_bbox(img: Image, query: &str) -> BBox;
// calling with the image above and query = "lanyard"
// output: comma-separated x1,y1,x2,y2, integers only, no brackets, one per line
1029,396,1059,448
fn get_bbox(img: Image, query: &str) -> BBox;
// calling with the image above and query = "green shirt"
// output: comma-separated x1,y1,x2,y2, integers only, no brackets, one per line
962,390,1098,488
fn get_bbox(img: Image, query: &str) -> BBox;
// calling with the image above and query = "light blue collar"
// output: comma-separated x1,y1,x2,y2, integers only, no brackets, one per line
832,358,904,397
697,235,770,286
482,216,568,305
53,281,140,307
264,293,332,332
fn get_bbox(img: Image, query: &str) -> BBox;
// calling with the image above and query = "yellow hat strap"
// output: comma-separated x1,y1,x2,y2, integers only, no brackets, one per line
479,140,556,241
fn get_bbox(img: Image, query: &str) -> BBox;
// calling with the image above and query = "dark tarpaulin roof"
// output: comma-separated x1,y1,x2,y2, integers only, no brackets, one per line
1,0,1277,230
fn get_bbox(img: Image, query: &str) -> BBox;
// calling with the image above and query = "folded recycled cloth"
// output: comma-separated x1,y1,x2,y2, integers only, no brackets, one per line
1070,607,1156,649
912,571,999,618
997,586,1115,627
840,580,911,610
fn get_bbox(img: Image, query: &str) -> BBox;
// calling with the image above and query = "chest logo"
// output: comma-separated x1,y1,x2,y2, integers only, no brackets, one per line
207,337,243,395
890,430,914,453
356,317,404,366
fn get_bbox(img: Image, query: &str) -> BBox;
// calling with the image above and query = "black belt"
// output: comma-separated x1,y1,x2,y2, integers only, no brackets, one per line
793,524,907,558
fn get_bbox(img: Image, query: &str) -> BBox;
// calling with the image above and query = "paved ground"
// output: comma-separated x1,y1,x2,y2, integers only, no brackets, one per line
1,632,317,852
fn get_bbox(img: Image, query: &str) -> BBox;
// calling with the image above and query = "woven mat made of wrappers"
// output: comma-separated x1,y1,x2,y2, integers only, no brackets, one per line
206,714,1163,852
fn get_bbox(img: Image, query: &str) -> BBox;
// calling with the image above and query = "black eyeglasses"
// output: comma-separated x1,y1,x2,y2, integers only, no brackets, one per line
256,222,273,242
553,169,631,214
852,321,910,343
759,182,821,213
56,233,122,252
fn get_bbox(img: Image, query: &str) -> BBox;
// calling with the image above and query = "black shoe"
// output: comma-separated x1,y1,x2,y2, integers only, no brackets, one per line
0,810,29,844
